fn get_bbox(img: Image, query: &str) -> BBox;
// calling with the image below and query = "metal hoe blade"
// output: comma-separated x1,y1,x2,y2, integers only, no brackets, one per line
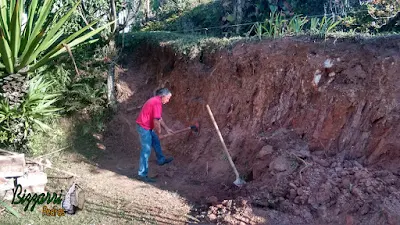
234,177,246,187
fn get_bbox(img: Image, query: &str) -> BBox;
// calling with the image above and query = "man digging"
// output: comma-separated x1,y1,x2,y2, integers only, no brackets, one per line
135,88,175,183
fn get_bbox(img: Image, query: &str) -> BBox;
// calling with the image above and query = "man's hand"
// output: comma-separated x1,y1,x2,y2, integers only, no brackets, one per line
166,128,174,134
160,118,174,135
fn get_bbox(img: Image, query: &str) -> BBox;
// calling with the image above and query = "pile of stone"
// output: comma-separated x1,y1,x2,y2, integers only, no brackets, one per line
0,150,48,201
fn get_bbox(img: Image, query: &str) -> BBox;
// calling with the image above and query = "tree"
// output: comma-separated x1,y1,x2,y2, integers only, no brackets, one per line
0,0,114,151
0,0,114,107
366,0,400,32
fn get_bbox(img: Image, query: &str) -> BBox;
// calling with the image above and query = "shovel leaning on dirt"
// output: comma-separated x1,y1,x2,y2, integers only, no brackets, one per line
206,104,246,187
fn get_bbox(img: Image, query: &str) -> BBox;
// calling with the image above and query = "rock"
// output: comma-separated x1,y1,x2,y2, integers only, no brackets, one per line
222,199,233,208
346,215,354,225
341,178,351,188
209,206,217,214
334,208,341,216
366,186,374,194
0,177,15,200
17,172,47,193
206,196,219,205
382,200,400,225
297,188,305,196
0,177,13,190
237,197,248,207
165,170,174,178
294,196,301,204
333,187,341,194
316,190,330,204
324,59,333,68
0,153,25,177
252,161,268,180
300,195,309,204
333,177,341,183
92,133,103,141
360,204,370,215
335,167,343,172
297,149,311,158
317,205,327,219
383,174,397,185
289,189,297,199
374,170,390,177
269,156,291,172
312,156,331,167
257,145,274,159
289,182,297,189
339,170,349,177
208,213,217,221
168,165,178,171
351,187,363,199
353,161,363,169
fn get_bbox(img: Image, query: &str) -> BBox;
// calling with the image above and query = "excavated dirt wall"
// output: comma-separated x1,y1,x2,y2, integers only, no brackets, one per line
119,36,400,224
133,36,400,173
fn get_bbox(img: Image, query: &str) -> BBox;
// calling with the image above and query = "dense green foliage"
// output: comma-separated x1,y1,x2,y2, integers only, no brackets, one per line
135,0,399,36
121,31,243,57
0,0,113,153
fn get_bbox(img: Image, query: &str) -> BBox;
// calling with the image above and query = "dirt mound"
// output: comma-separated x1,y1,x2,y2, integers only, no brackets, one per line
248,128,400,224
112,35,400,224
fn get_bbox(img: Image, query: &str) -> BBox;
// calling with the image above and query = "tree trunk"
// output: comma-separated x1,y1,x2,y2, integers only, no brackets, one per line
107,0,117,110
110,0,117,33
146,0,151,21
236,0,243,34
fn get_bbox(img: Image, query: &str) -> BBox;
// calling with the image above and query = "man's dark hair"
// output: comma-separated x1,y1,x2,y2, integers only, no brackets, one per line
155,88,171,96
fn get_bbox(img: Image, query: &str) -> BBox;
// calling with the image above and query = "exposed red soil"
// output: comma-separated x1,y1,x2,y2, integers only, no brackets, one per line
103,35,400,224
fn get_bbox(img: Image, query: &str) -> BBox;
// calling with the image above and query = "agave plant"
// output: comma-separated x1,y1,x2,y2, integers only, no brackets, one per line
0,0,114,151
0,75,61,151
0,0,114,108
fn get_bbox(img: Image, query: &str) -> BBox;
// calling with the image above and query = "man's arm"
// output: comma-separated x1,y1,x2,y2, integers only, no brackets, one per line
153,119,162,135
160,118,174,134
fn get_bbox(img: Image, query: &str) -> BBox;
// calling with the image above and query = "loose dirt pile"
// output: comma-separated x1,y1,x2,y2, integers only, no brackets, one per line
109,35,400,224
247,128,400,225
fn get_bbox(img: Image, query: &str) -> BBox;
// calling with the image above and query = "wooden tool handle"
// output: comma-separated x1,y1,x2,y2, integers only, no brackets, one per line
206,104,240,179
159,127,191,139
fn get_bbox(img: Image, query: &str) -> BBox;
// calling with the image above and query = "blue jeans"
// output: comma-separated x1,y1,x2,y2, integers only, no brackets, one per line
136,124,166,177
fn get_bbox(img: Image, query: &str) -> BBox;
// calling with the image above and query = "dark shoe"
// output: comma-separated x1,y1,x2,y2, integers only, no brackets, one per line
158,157,173,166
137,175,156,183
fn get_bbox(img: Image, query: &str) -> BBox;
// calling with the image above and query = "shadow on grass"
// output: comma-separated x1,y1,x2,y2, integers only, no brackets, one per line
66,108,114,162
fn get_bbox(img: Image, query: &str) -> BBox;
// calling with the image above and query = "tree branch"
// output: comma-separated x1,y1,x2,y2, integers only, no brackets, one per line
379,11,400,32
78,6,96,31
